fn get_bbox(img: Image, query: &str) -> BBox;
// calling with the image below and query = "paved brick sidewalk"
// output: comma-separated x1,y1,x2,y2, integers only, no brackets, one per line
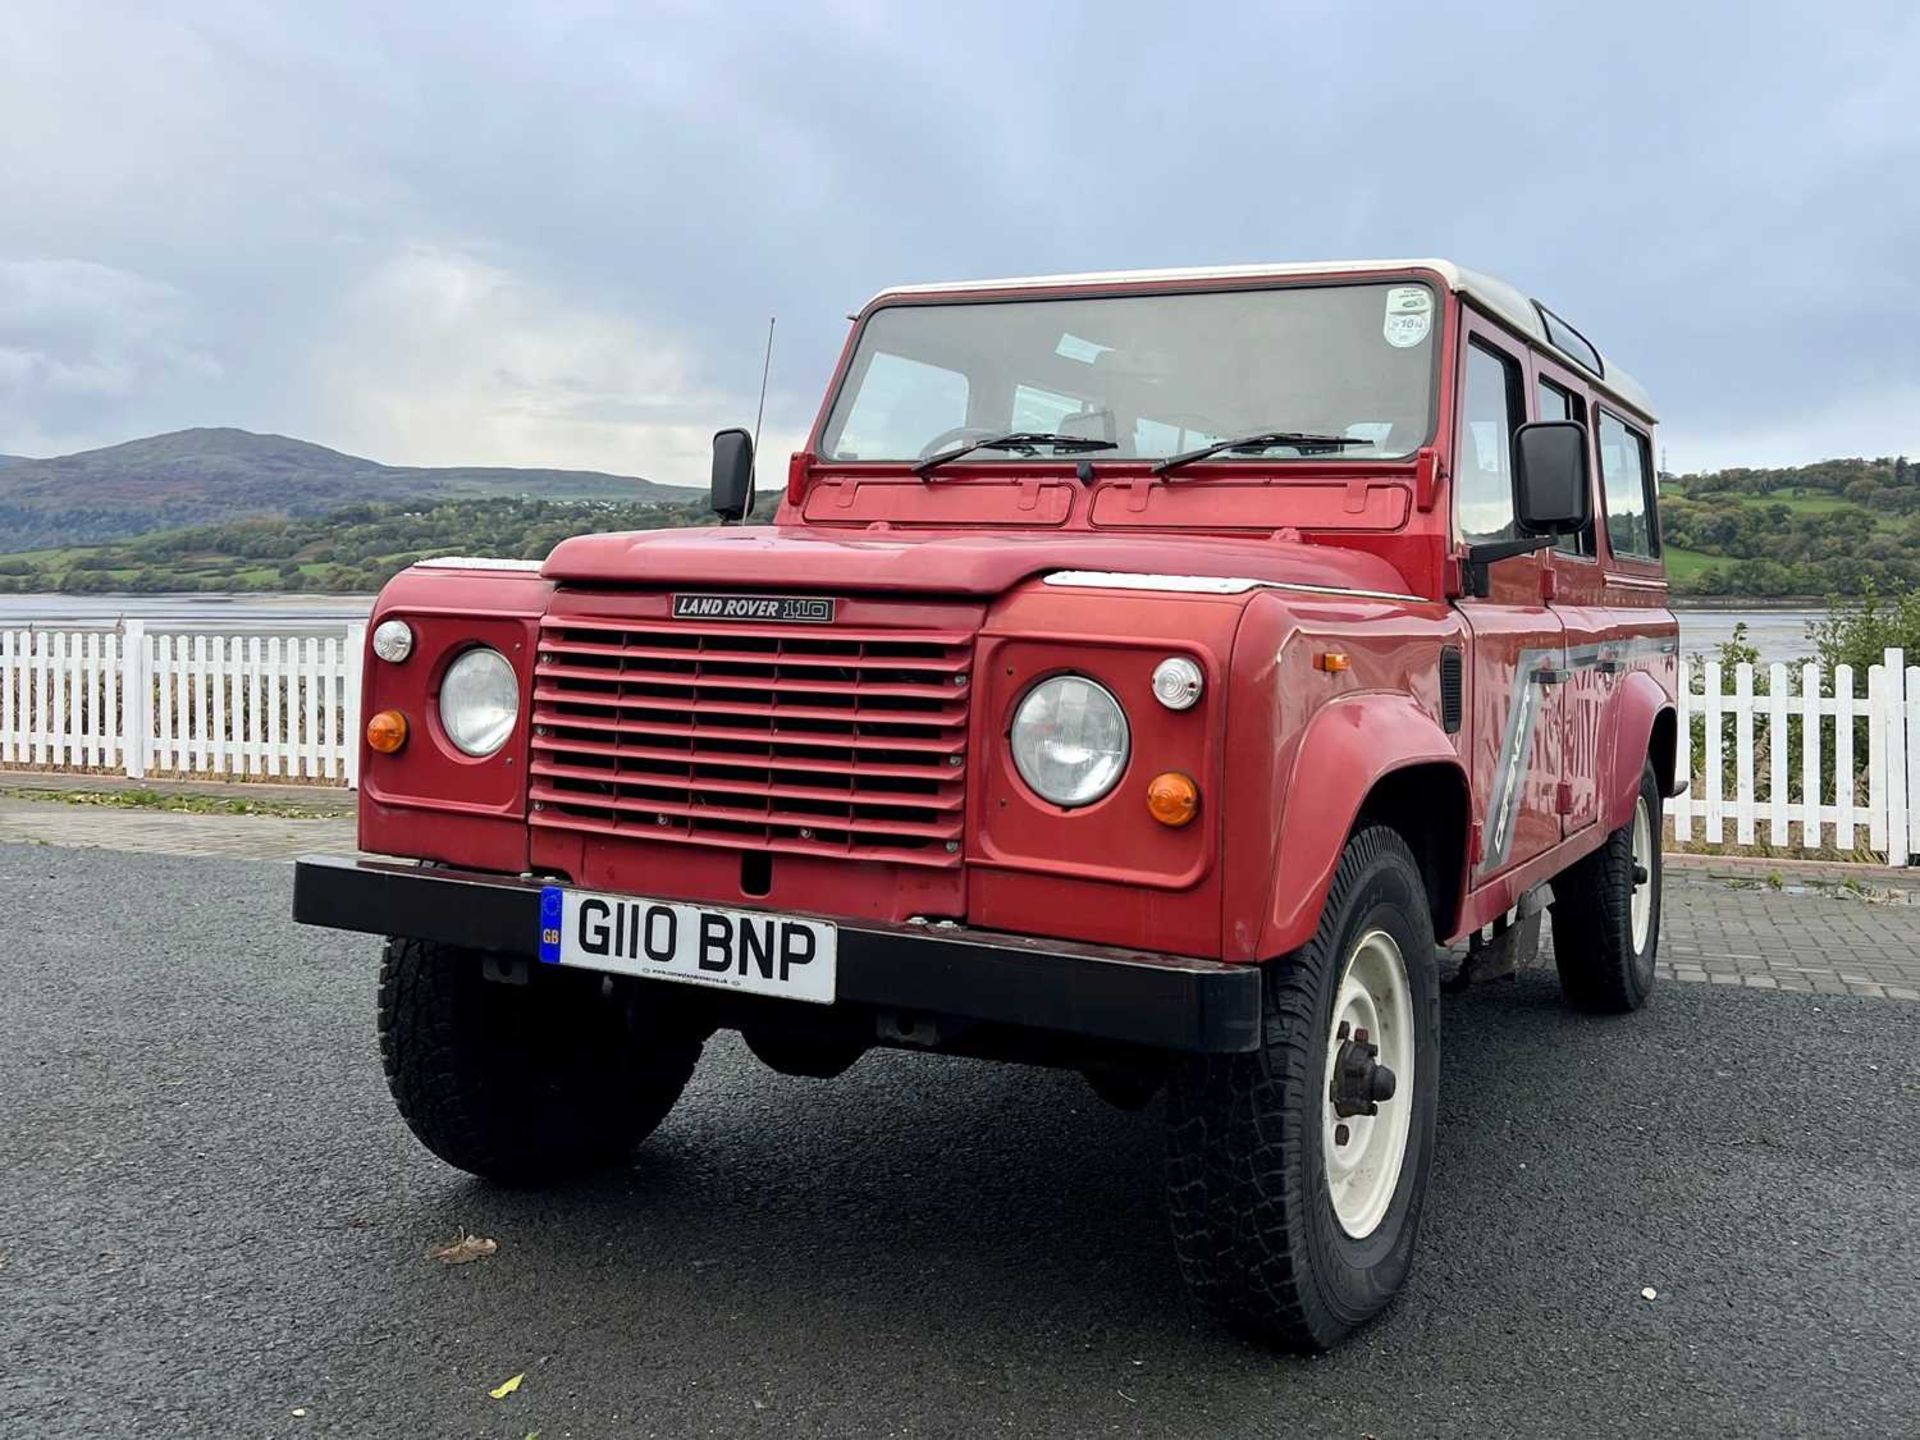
2,793,1915,1000
0,796,355,861
1637,870,1920,1000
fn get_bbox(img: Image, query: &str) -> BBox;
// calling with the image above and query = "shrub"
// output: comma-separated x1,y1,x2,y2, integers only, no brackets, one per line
1808,583,1920,674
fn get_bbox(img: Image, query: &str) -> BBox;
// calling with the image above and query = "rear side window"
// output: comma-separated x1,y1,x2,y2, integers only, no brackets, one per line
1456,340,1523,543
1538,379,1594,558
1598,410,1659,558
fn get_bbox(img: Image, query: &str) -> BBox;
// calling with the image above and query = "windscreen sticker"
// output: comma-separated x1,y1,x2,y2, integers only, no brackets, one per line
1383,286,1433,348
1055,332,1112,364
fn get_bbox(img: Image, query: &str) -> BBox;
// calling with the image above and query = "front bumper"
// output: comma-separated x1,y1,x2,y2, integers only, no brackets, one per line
292,855,1261,1054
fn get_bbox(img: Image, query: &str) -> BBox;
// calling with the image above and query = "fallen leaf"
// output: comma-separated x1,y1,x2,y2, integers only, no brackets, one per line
491,1373,526,1400
431,1232,499,1265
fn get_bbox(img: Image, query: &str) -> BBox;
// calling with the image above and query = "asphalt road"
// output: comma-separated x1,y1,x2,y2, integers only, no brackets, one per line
4,845,1916,1439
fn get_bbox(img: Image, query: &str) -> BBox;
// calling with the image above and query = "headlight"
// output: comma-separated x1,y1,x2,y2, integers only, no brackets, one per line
1010,675,1130,808
439,647,519,757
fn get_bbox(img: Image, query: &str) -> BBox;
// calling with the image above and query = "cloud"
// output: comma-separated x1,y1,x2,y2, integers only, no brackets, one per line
0,0,1916,474
313,245,801,485
1665,380,1920,476
0,257,221,455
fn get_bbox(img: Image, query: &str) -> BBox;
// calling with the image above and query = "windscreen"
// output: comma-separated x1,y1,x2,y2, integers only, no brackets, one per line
819,281,1439,464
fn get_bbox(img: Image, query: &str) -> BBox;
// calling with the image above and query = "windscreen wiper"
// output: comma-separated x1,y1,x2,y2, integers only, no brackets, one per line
914,431,1117,478
1152,430,1371,476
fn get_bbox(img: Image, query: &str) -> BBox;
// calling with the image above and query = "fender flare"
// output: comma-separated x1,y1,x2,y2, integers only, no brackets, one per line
1603,671,1677,832
1256,692,1469,959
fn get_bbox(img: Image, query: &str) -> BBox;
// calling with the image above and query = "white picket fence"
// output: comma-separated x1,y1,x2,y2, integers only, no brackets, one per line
0,623,1917,864
1673,647,1916,864
0,619,367,786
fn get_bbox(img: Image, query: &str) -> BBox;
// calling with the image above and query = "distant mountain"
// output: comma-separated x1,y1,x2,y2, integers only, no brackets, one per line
0,427,700,550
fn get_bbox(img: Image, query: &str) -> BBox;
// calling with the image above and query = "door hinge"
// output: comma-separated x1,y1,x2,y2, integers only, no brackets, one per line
1531,666,1571,685
1556,781,1575,815
1468,820,1485,864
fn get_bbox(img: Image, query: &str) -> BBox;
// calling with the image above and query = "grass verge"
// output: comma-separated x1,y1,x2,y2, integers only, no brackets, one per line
0,785,347,819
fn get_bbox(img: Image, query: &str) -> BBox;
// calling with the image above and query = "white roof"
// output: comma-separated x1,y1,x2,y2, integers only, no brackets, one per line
866,258,1655,420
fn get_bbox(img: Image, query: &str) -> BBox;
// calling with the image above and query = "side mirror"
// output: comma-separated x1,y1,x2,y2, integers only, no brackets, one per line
1512,420,1592,535
710,427,754,523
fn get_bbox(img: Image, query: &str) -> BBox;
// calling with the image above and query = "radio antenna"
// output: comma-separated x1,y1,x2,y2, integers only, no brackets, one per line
751,316,775,489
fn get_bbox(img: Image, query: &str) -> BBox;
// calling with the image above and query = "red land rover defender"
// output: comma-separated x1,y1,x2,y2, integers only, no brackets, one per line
294,259,1679,1350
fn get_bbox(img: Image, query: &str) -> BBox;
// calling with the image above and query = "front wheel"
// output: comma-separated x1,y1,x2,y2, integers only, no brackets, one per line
1164,826,1440,1350
1550,760,1662,1014
378,938,704,1184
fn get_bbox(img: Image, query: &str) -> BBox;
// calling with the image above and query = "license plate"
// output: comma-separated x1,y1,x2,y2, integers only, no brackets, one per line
537,887,837,1004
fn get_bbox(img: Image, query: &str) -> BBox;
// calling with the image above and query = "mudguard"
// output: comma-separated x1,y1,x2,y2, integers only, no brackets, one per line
1254,692,1468,959
1602,671,1676,832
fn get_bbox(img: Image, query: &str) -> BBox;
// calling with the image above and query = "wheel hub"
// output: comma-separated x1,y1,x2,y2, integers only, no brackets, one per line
1329,1023,1398,1119
1321,929,1416,1240
1630,796,1655,952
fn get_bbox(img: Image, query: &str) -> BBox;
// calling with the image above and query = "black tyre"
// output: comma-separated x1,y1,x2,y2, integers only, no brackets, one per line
1550,760,1661,1014
378,938,703,1184
1165,826,1441,1351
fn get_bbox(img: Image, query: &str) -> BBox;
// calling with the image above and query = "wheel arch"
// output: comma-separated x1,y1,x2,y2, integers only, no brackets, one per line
1354,761,1470,944
1251,693,1470,958
1649,703,1678,798
1606,671,1679,831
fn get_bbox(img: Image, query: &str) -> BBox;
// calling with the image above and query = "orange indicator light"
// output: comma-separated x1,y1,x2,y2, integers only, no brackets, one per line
366,709,409,754
1146,771,1200,828
1316,651,1351,673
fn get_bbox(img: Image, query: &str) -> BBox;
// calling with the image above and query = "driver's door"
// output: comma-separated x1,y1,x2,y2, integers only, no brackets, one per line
1453,321,1567,881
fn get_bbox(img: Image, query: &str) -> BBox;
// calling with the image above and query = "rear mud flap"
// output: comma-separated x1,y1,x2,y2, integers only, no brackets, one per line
1446,888,1546,992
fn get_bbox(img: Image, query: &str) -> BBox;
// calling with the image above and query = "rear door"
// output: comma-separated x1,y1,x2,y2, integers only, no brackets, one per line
1453,319,1567,880
1532,356,1606,836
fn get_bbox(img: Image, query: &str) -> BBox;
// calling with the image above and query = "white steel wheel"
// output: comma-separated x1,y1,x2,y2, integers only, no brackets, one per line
1322,929,1415,1240
1629,796,1655,953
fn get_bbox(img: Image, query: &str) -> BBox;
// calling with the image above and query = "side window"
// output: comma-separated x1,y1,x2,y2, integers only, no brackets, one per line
830,353,968,460
1598,410,1659,558
1457,340,1522,543
1538,378,1594,557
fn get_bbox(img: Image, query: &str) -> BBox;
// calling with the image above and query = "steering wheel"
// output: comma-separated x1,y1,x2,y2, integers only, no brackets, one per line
917,426,1004,460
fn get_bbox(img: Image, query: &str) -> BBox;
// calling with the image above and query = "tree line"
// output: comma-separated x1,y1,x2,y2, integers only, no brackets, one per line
0,496,726,594
1661,455,1918,596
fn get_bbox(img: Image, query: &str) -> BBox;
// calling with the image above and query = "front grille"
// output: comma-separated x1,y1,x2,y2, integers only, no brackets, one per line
529,615,972,867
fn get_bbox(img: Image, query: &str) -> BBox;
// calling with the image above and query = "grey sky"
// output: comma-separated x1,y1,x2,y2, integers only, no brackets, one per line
3,0,1915,481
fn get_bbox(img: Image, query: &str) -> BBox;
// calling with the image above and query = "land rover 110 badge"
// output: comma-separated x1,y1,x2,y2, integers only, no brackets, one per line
671,594,836,622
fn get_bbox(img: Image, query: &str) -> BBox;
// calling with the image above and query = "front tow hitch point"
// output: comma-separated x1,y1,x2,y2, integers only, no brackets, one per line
1329,1022,1398,1120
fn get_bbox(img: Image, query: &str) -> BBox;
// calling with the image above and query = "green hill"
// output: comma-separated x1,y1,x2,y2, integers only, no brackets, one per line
1662,456,1918,596
0,495,734,595
0,427,698,549
4,432,1912,599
